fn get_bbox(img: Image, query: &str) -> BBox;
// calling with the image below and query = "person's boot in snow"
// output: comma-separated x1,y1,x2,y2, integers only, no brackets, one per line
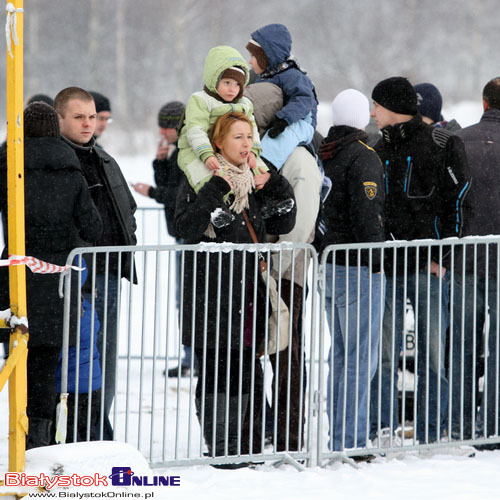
26,417,54,449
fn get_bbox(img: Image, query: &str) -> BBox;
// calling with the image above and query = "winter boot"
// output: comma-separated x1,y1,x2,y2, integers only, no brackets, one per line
196,393,249,458
26,417,54,450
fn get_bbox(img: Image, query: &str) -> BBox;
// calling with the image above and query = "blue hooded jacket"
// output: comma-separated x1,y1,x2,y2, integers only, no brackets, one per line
57,259,102,394
250,23,317,128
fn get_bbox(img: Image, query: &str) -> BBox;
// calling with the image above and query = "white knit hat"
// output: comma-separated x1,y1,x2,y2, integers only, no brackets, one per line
331,89,370,130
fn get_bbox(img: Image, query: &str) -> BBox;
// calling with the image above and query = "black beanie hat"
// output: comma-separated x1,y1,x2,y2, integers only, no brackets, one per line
89,91,111,113
24,101,60,138
414,83,443,123
372,77,418,116
158,101,185,128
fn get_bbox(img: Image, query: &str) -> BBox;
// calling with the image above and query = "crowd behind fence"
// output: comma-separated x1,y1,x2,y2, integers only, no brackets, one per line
55,209,500,467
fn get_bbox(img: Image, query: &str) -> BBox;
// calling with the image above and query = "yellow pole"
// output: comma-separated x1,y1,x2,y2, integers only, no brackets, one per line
5,0,28,473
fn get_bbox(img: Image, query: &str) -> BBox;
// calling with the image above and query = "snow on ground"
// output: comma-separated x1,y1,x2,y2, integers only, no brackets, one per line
1,406,500,500
1,369,500,500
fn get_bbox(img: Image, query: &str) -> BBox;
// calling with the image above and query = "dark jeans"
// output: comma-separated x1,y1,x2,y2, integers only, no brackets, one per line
451,273,500,439
371,271,450,442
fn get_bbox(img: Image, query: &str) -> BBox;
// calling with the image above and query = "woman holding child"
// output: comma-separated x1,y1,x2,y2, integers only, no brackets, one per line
175,112,296,464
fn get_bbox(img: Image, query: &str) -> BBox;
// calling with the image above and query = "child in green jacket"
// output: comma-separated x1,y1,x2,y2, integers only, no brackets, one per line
177,45,268,193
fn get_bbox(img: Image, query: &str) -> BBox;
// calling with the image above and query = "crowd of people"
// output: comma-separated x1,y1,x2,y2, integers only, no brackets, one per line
1,22,500,467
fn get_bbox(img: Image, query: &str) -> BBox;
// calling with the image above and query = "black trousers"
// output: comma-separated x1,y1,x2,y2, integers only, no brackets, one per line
194,347,253,455
27,345,60,420
194,347,253,400
65,390,101,443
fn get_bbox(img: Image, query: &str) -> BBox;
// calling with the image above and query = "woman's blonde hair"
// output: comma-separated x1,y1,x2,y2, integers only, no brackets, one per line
210,112,253,152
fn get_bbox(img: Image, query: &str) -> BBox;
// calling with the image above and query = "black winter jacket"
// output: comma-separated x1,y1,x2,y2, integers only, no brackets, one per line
64,137,137,280
0,137,103,347
456,108,500,276
375,114,472,273
149,146,182,238
175,171,296,350
319,126,385,269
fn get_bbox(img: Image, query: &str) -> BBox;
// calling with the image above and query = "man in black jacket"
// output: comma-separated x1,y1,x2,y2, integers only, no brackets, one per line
368,77,471,446
452,77,500,443
55,87,137,440
131,101,184,240
131,101,197,378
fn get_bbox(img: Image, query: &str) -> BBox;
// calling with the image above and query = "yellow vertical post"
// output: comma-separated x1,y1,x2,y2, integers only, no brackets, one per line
5,0,28,473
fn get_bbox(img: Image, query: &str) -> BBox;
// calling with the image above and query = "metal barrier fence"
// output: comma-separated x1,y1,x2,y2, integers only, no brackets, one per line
134,207,172,246
59,242,318,469
58,235,500,468
318,236,500,464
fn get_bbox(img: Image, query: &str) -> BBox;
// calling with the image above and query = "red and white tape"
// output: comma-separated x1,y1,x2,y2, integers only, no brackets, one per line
0,255,84,274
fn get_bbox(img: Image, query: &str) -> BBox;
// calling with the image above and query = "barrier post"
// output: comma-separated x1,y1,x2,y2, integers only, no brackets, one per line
5,0,28,473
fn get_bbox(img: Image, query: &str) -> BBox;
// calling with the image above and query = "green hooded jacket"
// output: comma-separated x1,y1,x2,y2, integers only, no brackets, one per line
178,46,265,192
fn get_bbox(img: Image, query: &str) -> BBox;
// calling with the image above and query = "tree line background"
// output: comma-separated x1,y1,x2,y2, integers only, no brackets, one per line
0,0,497,154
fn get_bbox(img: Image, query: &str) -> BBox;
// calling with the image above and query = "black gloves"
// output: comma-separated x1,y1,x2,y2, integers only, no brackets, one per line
260,197,295,219
267,117,288,139
211,207,235,228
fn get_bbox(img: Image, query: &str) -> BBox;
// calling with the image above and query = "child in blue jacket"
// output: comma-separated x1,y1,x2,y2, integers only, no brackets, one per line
56,259,102,442
246,23,318,169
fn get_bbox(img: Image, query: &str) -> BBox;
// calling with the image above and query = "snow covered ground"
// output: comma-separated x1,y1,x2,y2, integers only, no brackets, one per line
1,395,500,500
1,357,500,500
2,101,499,499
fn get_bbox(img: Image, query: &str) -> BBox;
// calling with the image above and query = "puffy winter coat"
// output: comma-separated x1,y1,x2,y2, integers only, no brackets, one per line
177,46,263,188
0,137,103,347
175,170,296,350
250,24,317,128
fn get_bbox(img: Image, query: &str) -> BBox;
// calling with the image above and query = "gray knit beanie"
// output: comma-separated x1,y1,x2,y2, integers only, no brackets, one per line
158,101,185,128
